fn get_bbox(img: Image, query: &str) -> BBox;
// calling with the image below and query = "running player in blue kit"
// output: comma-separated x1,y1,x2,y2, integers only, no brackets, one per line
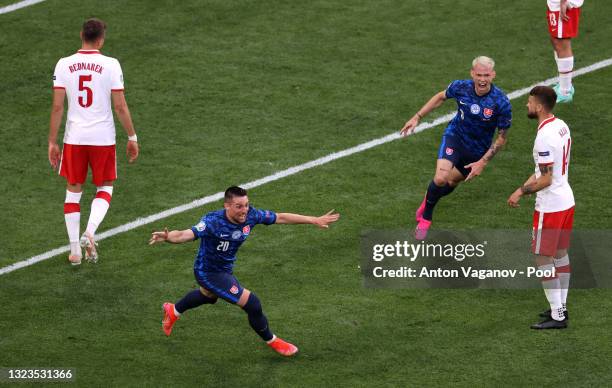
149,186,340,357
400,56,512,239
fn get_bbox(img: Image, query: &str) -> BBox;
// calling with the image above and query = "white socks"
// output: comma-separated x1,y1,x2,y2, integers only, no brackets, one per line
554,254,571,308
85,186,113,236
266,335,277,344
64,190,83,257
556,56,574,95
64,186,113,256
540,263,564,321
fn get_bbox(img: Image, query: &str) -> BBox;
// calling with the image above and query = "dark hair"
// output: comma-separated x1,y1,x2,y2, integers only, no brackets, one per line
82,18,106,43
529,86,557,112
224,186,248,202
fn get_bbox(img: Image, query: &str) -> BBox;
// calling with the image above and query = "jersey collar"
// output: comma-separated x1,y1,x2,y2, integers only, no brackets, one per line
77,49,101,54
538,115,556,130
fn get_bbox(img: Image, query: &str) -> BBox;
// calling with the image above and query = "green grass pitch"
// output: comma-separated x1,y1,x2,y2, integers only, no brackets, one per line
1,0,611,386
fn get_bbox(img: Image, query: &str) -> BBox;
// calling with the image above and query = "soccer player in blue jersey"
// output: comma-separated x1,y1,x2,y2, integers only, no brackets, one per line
149,186,340,357
400,56,512,239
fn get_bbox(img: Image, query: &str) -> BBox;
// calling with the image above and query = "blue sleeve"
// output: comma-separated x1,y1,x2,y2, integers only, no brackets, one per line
497,97,512,130
250,207,277,225
445,80,461,99
190,215,212,240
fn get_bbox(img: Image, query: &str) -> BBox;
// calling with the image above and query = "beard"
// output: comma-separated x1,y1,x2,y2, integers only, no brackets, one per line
527,111,538,119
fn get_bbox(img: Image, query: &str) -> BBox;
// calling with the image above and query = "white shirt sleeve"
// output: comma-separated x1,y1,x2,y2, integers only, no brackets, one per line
53,58,66,89
535,134,555,165
111,59,124,91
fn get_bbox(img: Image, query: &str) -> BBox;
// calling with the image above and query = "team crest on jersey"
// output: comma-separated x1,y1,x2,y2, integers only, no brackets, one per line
230,285,239,295
243,225,251,235
470,104,481,115
195,221,206,232
483,108,493,118
231,230,242,240
445,147,454,156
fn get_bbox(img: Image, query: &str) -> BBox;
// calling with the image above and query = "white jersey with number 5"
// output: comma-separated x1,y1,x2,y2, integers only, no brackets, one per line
53,49,124,145
533,116,574,212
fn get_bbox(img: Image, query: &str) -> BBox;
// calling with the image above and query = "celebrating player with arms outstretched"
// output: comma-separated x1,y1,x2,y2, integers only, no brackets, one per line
400,56,512,240
508,86,574,329
150,186,340,357
48,18,139,265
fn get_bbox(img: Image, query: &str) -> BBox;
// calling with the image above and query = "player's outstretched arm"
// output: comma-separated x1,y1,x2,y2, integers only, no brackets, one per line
48,88,66,170
111,91,139,164
149,228,195,245
275,210,340,229
465,129,508,181
400,90,447,137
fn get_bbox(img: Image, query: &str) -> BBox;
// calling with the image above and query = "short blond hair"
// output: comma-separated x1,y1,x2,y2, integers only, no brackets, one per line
472,56,495,70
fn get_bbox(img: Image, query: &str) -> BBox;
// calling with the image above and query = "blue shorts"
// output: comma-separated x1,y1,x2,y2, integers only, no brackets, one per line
194,270,244,304
437,135,483,177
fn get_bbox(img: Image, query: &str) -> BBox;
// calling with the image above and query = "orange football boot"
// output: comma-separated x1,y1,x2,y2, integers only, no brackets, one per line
267,336,299,357
162,302,179,336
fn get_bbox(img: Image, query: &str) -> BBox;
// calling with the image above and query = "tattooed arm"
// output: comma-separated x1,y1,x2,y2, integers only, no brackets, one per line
465,129,508,181
507,164,554,207
483,129,508,163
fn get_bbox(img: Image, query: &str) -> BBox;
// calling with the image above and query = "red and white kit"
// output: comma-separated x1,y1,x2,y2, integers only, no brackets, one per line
531,116,575,256
547,0,583,39
53,49,124,185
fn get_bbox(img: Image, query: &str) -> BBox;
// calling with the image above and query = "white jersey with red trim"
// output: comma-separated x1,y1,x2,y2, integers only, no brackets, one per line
547,0,584,11
53,50,124,145
533,116,575,212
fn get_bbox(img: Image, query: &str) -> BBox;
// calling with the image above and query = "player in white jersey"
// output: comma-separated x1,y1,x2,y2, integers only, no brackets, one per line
546,0,584,103
508,86,574,329
48,18,139,265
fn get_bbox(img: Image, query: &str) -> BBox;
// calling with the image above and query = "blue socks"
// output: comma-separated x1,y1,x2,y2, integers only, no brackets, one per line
174,289,273,342
242,293,273,341
423,181,456,221
175,289,217,314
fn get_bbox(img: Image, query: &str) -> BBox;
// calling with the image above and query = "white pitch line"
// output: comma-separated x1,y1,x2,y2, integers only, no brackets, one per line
1,57,611,276
0,0,46,14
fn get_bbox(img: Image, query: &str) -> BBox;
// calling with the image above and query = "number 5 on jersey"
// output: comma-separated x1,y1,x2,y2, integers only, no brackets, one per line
78,74,93,108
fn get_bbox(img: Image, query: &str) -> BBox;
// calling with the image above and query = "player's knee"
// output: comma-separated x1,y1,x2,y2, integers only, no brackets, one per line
551,36,560,48
535,255,554,267
433,175,447,186
67,183,82,192
242,292,263,316
555,249,568,259
199,287,218,303
447,179,460,188
551,38,572,57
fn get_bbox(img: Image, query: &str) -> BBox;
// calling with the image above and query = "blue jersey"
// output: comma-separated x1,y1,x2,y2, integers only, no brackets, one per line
444,80,512,156
190,207,277,273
